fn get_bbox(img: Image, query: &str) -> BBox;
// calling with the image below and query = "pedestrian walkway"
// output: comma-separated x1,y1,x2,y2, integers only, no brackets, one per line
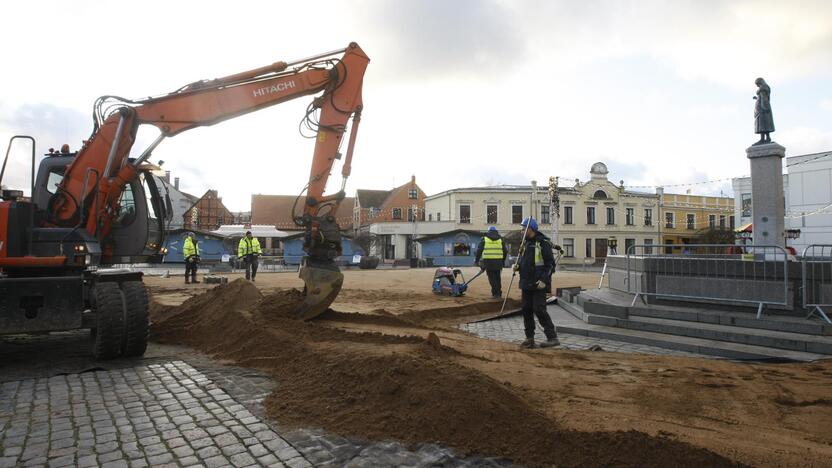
0,360,510,468
461,308,707,358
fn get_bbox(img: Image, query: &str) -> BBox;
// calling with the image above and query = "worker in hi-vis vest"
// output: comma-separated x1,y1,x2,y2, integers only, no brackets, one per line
475,226,509,299
183,232,200,284
237,231,262,281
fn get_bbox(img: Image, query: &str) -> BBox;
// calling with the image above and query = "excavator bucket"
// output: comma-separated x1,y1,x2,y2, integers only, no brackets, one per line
295,261,344,320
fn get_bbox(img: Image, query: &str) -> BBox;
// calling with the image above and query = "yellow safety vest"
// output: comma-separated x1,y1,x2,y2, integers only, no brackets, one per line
534,241,544,266
183,237,199,257
238,237,262,257
482,237,504,260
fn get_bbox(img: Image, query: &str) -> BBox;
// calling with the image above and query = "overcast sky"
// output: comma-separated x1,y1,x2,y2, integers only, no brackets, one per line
1,0,830,210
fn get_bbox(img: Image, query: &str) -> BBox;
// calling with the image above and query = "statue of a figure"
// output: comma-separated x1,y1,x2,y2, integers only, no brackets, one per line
753,77,775,144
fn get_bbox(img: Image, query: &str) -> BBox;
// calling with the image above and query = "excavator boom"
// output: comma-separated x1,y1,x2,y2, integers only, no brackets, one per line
2,43,369,323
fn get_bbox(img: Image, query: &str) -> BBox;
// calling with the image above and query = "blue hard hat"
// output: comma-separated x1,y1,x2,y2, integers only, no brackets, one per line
488,226,497,232
520,217,538,232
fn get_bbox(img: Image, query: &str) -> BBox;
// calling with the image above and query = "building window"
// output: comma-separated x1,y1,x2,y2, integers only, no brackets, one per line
585,238,592,258
541,205,551,224
644,238,653,255
644,208,653,226
563,238,574,257
392,208,402,220
729,215,735,229
708,214,716,228
512,205,523,224
626,208,634,226
719,215,726,228
586,207,596,225
686,214,695,230
593,190,607,199
437,212,441,221
486,204,498,224
428,213,433,221
408,208,415,222
665,212,674,229
606,207,615,225
624,238,635,255
459,205,471,224
408,188,418,199
564,206,573,225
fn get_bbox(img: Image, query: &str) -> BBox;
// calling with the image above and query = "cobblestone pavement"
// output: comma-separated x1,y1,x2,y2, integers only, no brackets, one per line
460,309,705,358
0,333,511,468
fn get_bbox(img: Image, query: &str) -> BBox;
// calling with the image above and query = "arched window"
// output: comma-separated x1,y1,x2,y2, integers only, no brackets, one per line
593,190,608,199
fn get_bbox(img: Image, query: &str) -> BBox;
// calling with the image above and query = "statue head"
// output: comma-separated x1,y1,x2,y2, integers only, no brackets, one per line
755,77,766,87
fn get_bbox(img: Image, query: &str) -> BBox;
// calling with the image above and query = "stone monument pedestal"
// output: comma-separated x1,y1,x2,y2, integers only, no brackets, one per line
746,142,785,248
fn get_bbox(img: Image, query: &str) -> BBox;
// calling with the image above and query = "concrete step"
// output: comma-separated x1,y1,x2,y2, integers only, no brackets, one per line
571,288,832,336
629,305,832,336
554,319,826,362
588,314,832,355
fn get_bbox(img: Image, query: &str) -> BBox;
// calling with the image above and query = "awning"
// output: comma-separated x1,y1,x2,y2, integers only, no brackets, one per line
211,224,289,238
735,222,752,233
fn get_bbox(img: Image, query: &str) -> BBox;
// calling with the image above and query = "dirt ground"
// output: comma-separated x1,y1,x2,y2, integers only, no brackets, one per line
147,269,832,467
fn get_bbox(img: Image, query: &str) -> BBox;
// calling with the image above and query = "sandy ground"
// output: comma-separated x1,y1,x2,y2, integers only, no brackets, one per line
147,269,832,467
145,267,604,313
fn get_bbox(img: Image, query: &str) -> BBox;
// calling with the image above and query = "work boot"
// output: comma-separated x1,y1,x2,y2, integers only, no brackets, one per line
539,336,560,348
185,278,190,284
191,277,200,284
521,338,535,349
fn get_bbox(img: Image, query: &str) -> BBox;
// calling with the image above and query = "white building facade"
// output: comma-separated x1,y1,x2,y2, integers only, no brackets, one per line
423,163,660,265
784,151,832,252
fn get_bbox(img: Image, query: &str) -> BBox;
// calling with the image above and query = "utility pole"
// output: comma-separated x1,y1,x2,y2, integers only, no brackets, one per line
530,180,538,221
548,176,559,245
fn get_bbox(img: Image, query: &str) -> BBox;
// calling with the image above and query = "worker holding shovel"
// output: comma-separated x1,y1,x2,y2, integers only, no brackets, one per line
515,218,559,348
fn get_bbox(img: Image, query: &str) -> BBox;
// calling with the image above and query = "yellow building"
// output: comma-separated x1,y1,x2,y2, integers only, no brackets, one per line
659,191,735,248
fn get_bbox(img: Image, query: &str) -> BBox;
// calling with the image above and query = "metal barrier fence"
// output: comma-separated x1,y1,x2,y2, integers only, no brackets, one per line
801,244,832,324
625,244,790,318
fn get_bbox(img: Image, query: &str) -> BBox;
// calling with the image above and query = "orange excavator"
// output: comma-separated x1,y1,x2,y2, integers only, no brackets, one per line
0,43,369,359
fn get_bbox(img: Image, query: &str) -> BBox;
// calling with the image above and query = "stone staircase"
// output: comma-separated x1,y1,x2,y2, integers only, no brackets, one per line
553,288,832,362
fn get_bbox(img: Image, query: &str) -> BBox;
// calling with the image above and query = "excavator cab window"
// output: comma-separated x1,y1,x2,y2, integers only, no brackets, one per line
115,184,136,226
45,170,63,194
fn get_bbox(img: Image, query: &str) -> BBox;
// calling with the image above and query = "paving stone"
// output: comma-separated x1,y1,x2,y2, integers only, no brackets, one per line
147,453,175,465
221,443,246,457
257,454,281,466
48,454,76,467
98,450,123,463
190,436,214,450
144,442,168,457
76,454,98,467
100,459,129,468
197,445,222,459
203,455,230,468
230,452,256,467
179,455,200,466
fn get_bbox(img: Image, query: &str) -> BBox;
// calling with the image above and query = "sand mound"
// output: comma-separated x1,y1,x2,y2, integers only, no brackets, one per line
151,280,741,467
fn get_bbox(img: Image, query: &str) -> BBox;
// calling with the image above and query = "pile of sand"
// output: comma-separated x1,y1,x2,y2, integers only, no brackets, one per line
151,279,740,467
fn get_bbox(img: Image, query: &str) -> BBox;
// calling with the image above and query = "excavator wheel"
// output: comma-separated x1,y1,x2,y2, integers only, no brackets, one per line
120,281,149,357
91,282,126,360
295,261,344,320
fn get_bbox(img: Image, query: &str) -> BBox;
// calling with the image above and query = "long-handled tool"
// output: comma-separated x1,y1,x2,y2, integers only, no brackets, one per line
499,221,532,315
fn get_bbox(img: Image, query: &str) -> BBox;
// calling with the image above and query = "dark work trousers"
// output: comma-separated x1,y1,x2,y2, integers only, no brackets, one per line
522,288,556,339
486,269,502,297
244,255,259,280
185,257,198,282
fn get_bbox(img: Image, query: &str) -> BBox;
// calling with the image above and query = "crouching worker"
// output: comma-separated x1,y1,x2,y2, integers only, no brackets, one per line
238,231,262,281
516,218,559,348
183,232,200,284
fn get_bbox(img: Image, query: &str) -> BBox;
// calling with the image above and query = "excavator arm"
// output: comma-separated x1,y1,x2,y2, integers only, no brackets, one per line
49,42,369,318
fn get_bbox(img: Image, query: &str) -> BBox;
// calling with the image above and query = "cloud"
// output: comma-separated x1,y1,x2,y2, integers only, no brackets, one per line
0,102,90,193
360,0,525,81
778,126,832,156
821,99,832,111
